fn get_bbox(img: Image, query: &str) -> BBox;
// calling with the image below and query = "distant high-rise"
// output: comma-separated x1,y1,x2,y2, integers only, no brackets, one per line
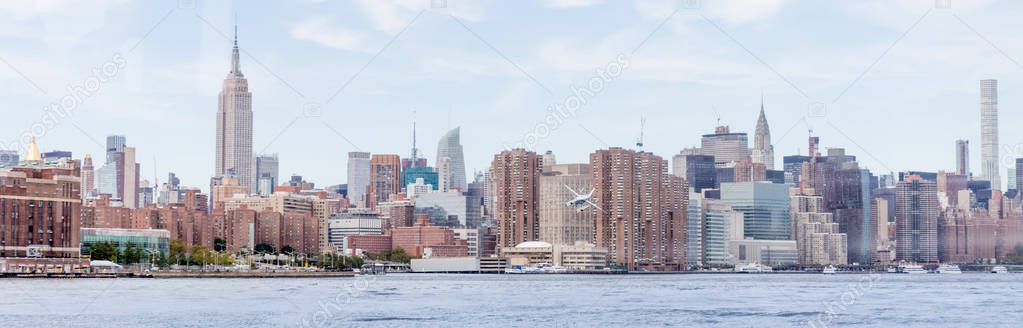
491,149,542,248
701,126,749,166
255,154,279,196
590,147,687,271
752,100,774,170
0,150,18,167
436,156,452,192
539,163,593,245
436,127,467,191
215,26,255,192
955,139,970,176
97,136,139,208
895,175,939,263
1015,158,1023,194
368,154,401,208
105,135,125,162
701,198,744,268
123,147,139,208
685,191,704,268
672,152,716,192
541,150,556,172
347,152,371,207
81,154,95,201
791,188,847,266
41,150,72,161
980,79,1000,190
720,181,790,241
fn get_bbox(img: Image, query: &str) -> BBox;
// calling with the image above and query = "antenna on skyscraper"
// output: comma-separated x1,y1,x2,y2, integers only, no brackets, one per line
152,156,159,190
410,109,418,168
636,117,646,150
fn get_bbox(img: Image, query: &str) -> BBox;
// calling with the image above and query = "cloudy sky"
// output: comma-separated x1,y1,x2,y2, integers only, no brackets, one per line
2,0,1022,190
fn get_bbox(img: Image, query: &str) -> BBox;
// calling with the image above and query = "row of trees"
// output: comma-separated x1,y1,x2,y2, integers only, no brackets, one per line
89,240,413,269
365,247,410,263
1005,244,1023,264
88,240,235,266
313,253,365,271
88,241,147,264
253,243,296,255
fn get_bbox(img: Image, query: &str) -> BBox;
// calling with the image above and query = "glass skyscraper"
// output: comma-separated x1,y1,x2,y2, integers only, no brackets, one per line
720,182,790,240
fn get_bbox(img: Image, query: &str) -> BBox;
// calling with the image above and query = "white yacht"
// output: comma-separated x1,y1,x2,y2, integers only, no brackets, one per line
899,264,927,274
734,263,772,273
936,264,962,274
540,265,571,274
886,267,898,273
504,265,542,274
822,265,837,274
991,266,1009,274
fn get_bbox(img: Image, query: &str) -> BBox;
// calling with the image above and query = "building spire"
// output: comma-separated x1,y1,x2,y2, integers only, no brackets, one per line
760,90,765,113
25,135,41,162
229,24,243,78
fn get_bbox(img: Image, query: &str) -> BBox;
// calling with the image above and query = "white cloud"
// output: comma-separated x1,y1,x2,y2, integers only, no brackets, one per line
635,0,789,24
290,17,372,52
0,0,128,41
420,55,518,77
547,0,606,9
842,0,997,30
710,0,789,24
357,0,485,34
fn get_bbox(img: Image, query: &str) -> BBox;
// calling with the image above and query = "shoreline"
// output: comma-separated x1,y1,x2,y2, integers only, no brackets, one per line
0,271,356,279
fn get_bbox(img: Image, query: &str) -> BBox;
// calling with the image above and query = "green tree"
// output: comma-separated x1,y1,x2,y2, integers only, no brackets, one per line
348,255,364,269
89,241,118,262
121,242,143,264
154,251,168,267
217,252,235,266
169,239,188,265
281,245,295,254
190,245,216,266
1006,243,1023,264
214,238,227,252
388,247,410,263
254,243,276,254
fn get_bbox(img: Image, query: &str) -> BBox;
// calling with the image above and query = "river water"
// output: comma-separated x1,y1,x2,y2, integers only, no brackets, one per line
2,273,1021,327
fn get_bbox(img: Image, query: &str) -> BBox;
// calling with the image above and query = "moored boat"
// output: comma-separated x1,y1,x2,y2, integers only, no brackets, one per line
936,264,961,274
898,264,927,274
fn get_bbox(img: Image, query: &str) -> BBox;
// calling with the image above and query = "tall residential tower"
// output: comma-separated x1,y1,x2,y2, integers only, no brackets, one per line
980,79,999,190
955,139,969,176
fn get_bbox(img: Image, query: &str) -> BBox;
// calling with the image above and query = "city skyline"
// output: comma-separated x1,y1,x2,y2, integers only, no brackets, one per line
7,3,1023,326
4,1,1023,192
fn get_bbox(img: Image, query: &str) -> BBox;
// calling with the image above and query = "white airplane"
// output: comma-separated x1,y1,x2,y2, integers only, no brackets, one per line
564,185,599,212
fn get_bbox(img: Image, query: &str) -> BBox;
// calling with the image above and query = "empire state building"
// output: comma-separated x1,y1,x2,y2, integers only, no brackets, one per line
215,27,254,191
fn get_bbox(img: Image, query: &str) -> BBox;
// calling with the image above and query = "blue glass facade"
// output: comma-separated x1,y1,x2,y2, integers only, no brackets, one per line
80,228,171,256
720,182,790,240
403,166,438,191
